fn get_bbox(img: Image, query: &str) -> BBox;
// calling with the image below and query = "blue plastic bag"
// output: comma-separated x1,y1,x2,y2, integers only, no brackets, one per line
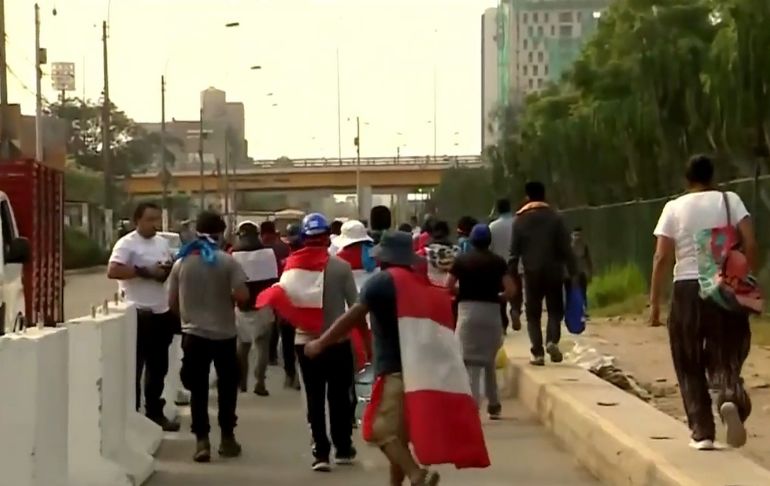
565,286,586,335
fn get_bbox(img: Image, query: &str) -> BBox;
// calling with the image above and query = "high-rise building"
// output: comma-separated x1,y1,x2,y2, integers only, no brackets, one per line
481,7,499,150
500,0,608,105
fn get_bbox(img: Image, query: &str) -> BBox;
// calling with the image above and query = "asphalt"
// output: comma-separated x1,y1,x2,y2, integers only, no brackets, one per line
147,366,598,486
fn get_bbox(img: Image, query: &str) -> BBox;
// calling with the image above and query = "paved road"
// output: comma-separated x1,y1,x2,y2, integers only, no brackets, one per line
147,371,598,485
63,272,598,485
64,270,116,320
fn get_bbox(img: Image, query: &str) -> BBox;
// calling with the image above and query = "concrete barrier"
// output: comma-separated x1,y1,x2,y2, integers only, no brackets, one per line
504,334,770,486
66,304,156,486
0,328,69,486
163,334,183,420
119,303,164,458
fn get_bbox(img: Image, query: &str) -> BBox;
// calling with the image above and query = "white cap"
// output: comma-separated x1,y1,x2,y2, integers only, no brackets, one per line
335,220,373,249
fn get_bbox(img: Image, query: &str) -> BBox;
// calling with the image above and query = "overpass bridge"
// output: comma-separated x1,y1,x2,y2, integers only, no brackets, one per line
124,155,482,195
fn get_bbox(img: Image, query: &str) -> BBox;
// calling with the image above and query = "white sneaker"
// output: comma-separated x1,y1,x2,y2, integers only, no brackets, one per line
688,438,716,451
720,402,747,448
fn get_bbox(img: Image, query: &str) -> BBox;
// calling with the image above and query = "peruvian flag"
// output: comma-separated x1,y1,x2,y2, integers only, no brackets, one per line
255,246,328,334
362,267,490,469
335,245,376,370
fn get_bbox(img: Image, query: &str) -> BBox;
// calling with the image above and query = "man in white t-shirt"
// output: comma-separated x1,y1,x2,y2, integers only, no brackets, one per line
108,202,180,432
650,154,757,451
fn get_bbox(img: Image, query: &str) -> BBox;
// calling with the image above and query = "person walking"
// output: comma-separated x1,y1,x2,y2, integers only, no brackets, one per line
510,182,576,366
420,220,459,288
650,155,757,450
490,198,521,332
261,221,290,367
305,230,490,486
231,221,280,396
108,202,180,432
257,213,358,472
370,205,392,244
167,211,250,462
570,226,593,315
334,220,377,427
447,224,515,420
456,216,478,254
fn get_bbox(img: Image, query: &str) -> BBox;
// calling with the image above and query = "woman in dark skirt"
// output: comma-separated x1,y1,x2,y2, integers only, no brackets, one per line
649,154,757,451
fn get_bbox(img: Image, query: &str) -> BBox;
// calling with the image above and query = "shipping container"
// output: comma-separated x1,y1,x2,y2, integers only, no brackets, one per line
0,159,64,325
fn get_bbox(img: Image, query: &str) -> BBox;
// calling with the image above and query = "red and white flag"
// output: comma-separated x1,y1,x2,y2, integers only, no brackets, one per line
362,267,490,469
255,246,328,334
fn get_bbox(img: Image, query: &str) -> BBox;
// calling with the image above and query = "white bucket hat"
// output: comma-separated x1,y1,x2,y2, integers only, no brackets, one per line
335,220,373,249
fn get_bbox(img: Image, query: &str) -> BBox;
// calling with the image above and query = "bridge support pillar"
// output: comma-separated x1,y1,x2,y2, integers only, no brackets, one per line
391,190,410,226
357,185,373,221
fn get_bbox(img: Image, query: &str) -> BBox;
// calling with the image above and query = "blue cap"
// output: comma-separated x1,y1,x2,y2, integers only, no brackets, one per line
469,223,491,244
301,213,330,237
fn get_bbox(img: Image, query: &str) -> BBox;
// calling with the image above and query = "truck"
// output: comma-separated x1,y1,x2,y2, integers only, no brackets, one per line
0,159,64,331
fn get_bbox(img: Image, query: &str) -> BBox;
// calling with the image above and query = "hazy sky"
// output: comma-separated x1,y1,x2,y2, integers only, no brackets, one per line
7,0,496,160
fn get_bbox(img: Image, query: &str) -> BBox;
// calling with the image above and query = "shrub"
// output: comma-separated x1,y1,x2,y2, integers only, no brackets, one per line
588,264,646,309
64,227,108,269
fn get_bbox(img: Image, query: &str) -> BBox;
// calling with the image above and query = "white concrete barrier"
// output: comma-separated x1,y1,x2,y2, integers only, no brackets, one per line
163,334,183,420
0,328,69,486
66,304,156,486
118,303,164,459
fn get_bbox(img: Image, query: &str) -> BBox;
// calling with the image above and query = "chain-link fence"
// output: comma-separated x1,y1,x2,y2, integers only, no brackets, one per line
562,175,770,289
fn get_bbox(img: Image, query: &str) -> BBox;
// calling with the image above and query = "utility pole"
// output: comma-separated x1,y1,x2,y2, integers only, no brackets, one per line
160,75,168,230
34,3,43,162
355,116,361,219
0,0,10,160
198,108,205,211
336,48,342,163
101,20,112,210
432,65,437,160
223,132,230,217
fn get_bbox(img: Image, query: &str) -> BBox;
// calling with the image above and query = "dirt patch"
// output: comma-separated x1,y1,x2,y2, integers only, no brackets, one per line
579,315,770,469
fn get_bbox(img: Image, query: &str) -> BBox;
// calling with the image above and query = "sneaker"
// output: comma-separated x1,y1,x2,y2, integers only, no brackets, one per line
149,415,181,432
218,436,243,458
335,446,357,465
530,356,545,366
412,470,441,486
546,343,563,363
720,402,747,448
312,458,332,472
487,403,502,421
254,382,270,397
688,438,716,451
193,438,211,463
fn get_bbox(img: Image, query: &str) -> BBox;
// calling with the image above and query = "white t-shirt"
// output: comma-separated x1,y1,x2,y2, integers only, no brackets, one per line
109,230,173,313
653,191,749,281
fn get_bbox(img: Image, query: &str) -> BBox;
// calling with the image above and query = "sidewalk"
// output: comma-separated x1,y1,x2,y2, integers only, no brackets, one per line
148,367,597,485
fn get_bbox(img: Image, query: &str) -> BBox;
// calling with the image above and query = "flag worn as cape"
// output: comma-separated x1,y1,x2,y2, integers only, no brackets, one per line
362,267,490,469
255,246,328,334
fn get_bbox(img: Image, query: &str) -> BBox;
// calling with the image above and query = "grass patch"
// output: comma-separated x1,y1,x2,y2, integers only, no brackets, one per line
588,264,647,308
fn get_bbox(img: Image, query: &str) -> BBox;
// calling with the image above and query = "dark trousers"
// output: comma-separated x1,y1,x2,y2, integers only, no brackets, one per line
269,321,280,363
180,334,239,439
136,310,175,418
296,341,354,459
668,281,752,441
524,272,564,357
280,321,297,379
501,274,524,332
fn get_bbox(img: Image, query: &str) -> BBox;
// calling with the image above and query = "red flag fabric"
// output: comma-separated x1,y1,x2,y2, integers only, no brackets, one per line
255,246,328,334
362,267,490,469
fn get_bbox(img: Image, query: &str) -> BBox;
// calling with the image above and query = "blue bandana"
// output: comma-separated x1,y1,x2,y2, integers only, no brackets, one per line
177,235,219,265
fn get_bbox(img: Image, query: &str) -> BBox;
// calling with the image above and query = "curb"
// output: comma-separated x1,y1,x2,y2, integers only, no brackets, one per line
64,266,107,277
503,335,770,486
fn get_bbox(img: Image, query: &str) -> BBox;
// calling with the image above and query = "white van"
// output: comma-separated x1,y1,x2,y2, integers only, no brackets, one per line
0,191,30,335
